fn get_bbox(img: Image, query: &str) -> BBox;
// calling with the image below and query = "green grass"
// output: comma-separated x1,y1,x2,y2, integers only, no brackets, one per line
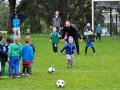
0,34,120,90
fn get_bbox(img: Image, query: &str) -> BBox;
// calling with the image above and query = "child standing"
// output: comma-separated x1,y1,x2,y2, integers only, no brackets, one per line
22,36,34,77
8,36,22,78
96,24,102,41
60,36,76,68
0,35,7,79
50,27,59,54
84,23,96,55
29,41,35,74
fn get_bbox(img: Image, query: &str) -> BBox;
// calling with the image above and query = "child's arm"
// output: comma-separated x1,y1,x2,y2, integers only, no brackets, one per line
73,44,76,53
60,44,67,53
30,47,34,62
8,45,12,62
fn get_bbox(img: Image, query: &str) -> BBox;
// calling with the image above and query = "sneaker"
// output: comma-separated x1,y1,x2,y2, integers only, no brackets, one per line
26,73,30,77
2,76,8,79
15,76,21,78
84,53,86,56
22,73,25,76
94,53,96,56
9,76,13,78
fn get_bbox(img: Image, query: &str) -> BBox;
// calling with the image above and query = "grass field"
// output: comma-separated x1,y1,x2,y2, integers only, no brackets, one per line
0,34,120,90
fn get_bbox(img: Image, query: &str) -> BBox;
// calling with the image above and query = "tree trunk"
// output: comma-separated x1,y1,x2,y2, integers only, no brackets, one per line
8,0,16,34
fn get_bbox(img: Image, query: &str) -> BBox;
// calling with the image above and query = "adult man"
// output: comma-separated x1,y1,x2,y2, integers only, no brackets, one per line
61,20,80,54
13,15,20,38
52,11,62,34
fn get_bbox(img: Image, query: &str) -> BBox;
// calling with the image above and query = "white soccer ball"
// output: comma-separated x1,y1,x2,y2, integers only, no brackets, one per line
48,67,55,73
56,79,65,87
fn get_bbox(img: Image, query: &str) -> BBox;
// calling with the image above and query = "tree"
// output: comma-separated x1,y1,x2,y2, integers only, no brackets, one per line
8,0,16,33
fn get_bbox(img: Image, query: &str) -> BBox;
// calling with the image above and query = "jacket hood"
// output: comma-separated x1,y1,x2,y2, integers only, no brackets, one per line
12,43,20,50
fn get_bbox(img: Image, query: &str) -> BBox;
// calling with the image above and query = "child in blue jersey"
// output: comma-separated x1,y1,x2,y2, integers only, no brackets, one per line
96,24,102,41
22,36,34,77
60,36,76,68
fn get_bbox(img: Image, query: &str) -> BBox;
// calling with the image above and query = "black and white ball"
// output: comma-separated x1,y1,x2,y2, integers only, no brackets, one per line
48,67,55,73
56,79,65,87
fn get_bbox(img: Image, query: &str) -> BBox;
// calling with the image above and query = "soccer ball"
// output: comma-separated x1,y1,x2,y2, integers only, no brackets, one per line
48,67,55,73
56,79,65,87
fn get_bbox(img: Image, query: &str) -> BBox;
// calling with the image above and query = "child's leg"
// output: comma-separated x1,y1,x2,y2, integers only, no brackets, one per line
22,65,26,74
1,58,5,76
91,46,96,53
96,34,98,40
54,43,58,53
9,57,15,76
66,54,71,67
85,47,88,55
52,43,56,53
70,54,74,67
26,66,30,77
85,42,89,55
29,66,32,74
14,57,20,76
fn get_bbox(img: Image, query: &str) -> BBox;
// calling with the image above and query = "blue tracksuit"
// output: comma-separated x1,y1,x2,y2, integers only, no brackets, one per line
60,43,76,55
13,18,20,28
96,27,102,34
22,44,34,62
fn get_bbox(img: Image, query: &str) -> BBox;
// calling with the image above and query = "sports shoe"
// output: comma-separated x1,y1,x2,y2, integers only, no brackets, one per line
2,76,8,79
15,75,21,78
22,73,25,76
94,53,96,56
9,76,13,78
26,73,30,77
84,53,86,56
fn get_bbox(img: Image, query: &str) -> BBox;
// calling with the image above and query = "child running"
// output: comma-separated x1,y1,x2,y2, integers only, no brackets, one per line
60,36,76,68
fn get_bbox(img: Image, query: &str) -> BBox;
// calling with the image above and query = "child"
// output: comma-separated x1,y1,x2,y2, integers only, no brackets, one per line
60,36,76,68
22,36,34,77
84,23,96,55
50,27,59,54
0,35,8,79
29,41,35,74
8,35,22,78
96,24,102,41
24,36,35,74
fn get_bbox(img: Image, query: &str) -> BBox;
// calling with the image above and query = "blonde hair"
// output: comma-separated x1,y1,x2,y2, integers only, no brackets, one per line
14,35,20,43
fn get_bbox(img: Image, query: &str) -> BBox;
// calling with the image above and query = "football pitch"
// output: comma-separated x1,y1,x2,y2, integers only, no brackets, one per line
0,34,120,90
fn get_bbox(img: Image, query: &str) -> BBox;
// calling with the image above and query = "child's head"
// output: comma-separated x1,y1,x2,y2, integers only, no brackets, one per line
68,36,74,44
53,27,57,32
0,35,4,42
87,23,90,27
13,35,20,43
6,38,11,44
25,36,31,44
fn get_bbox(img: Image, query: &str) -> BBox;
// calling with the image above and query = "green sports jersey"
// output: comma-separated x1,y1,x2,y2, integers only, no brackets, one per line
8,43,22,57
50,32,59,43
